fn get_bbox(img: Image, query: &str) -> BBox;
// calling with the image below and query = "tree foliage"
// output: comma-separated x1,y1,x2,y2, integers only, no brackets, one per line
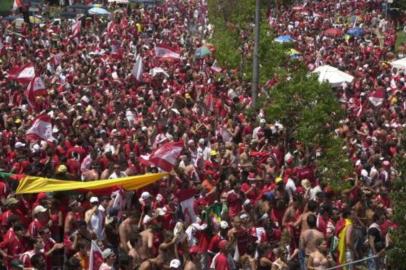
387,130,406,268
265,70,352,188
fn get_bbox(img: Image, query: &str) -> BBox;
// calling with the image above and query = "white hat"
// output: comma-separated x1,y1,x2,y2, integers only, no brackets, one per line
90,197,99,204
33,205,48,215
198,138,205,144
240,213,249,220
102,248,114,259
260,118,266,124
141,191,152,200
220,221,229,229
187,139,194,145
143,215,152,224
169,259,181,268
14,142,26,149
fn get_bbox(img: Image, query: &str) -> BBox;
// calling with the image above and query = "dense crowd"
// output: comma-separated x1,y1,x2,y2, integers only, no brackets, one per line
0,0,405,269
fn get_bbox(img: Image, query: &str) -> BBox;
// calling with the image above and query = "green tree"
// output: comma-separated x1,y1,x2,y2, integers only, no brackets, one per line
387,130,406,269
264,70,352,188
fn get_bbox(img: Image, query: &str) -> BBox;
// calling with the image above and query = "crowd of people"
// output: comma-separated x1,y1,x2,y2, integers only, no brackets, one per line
0,0,405,269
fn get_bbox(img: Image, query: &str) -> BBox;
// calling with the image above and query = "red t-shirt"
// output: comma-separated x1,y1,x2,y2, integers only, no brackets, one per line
28,218,47,238
0,228,25,258
214,252,230,270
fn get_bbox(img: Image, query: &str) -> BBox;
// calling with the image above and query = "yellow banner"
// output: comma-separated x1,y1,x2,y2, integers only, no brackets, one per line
16,173,168,194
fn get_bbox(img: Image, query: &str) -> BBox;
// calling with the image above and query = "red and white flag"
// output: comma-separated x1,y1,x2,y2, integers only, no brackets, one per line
50,53,64,66
368,89,385,107
106,21,116,36
154,46,181,60
211,60,222,73
25,76,46,110
131,54,143,81
71,20,81,38
88,240,103,270
26,114,56,142
139,141,184,171
8,64,35,83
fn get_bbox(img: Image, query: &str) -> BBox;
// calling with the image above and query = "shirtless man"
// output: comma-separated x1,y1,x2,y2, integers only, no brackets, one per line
299,214,324,270
184,246,201,270
138,216,156,261
118,211,139,252
294,200,318,233
139,231,178,270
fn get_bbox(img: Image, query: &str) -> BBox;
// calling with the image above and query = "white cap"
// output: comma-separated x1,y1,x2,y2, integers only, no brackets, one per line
188,139,194,145
33,205,48,215
260,118,266,124
141,191,152,200
169,259,181,268
198,138,205,144
102,248,114,259
143,215,152,224
90,196,99,204
220,221,229,229
240,213,249,220
15,142,26,149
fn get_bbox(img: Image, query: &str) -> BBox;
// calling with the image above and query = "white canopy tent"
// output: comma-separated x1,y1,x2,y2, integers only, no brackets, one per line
312,65,354,86
390,57,406,70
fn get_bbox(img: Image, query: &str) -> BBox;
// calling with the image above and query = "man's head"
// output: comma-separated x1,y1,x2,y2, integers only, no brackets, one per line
307,214,317,229
33,205,48,221
31,253,46,270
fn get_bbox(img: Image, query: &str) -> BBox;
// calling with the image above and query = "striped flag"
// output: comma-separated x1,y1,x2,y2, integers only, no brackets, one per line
88,241,103,270
8,64,35,83
26,114,56,142
25,76,46,111
368,88,385,107
71,20,81,38
154,46,181,60
139,141,184,172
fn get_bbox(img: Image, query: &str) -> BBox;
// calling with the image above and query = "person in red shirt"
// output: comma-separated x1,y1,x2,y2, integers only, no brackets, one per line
0,224,26,266
28,205,49,238
211,240,230,270
20,237,47,268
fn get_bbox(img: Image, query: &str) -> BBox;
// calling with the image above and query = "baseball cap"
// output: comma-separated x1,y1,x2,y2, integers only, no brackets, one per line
33,205,48,215
102,248,114,259
90,196,99,204
5,197,19,206
220,220,229,229
169,259,181,268
141,191,152,200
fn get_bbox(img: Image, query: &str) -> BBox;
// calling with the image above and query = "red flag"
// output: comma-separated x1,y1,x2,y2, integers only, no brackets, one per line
26,114,56,142
131,54,143,81
106,21,116,36
71,20,81,38
8,64,35,83
139,141,184,171
368,88,385,107
25,76,46,111
154,46,181,60
88,240,103,270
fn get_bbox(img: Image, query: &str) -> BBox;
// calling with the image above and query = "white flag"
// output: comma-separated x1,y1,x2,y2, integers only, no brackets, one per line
131,54,143,81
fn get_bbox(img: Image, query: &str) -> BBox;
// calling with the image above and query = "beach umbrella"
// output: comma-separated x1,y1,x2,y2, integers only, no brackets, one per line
195,46,211,58
347,27,364,37
88,7,111,15
274,35,294,43
323,28,343,38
